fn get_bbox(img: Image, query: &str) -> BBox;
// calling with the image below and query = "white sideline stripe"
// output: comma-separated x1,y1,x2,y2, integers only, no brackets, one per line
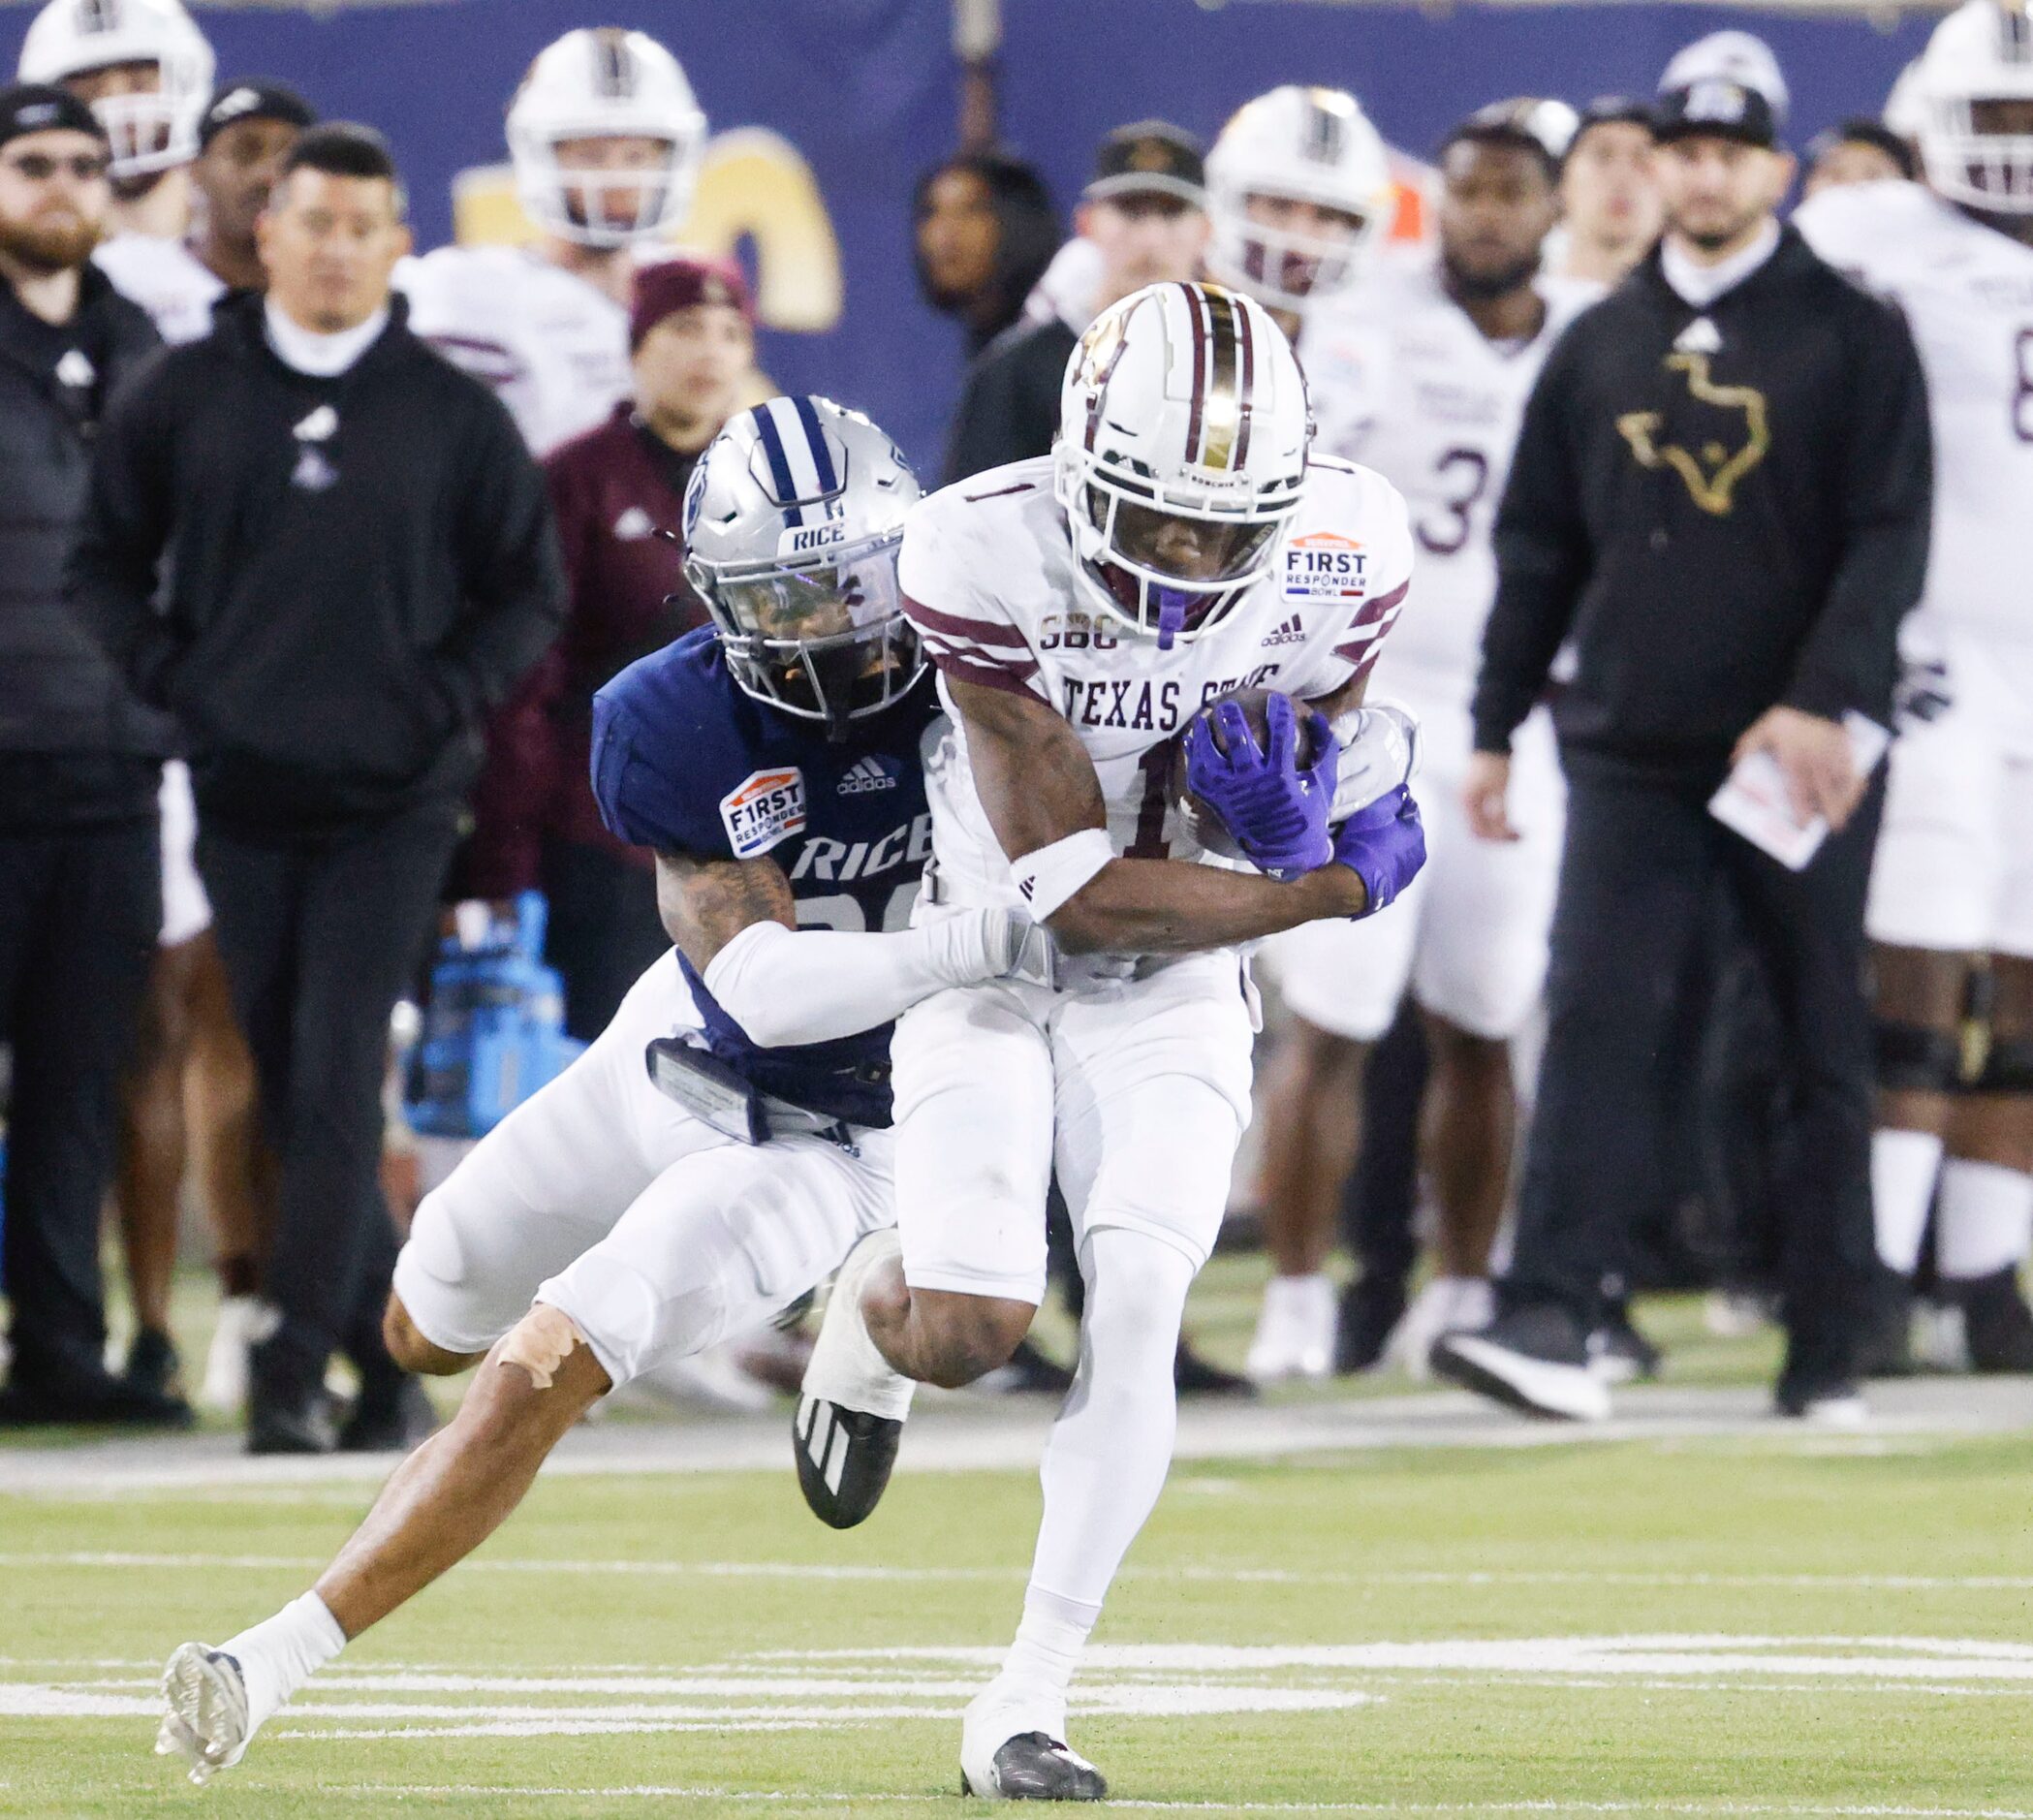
9,1553,2033,1592
322,1792,2033,1817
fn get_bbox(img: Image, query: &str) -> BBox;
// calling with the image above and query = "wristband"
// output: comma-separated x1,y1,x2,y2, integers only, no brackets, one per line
1010,827,1114,920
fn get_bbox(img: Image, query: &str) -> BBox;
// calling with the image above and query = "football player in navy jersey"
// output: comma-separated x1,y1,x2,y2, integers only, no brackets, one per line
153,396,1053,1785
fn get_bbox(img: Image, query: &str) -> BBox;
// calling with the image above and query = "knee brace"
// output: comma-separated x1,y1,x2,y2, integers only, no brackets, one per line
1974,1036,2033,1096
1874,1020,1967,1094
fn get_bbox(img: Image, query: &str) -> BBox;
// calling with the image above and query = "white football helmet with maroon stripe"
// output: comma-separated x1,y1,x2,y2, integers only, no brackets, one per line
1052,280,1311,648
506,26,706,247
1916,0,2033,214
17,0,214,179
1205,85,1393,315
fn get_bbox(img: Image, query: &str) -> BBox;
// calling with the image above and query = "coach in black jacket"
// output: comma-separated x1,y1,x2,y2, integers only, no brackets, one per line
1431,78,1931,1424
72,126,565,1454
0,86,187,1428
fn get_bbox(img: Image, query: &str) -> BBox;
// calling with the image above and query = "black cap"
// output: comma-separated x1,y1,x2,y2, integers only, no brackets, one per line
1806,116,1918,181
1085,120,1205,206
1569,94,1656,160
1652,78,1779,150
0,82,106,152
1442,98,1579,179
199,79,318,152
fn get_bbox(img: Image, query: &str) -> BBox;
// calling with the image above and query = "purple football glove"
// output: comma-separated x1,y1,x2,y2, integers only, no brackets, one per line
1182,693,1340,879
1330,784,1425,916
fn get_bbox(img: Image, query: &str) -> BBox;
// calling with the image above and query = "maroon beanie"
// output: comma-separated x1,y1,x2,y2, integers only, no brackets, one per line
629,254,756,350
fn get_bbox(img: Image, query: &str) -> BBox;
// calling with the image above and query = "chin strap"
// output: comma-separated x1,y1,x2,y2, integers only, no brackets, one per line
1154,588,1190,652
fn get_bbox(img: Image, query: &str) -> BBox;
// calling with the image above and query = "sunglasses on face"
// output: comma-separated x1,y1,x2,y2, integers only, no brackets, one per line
3,151,111,182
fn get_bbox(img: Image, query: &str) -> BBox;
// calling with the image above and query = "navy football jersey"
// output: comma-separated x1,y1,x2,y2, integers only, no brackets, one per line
591,627,941,1126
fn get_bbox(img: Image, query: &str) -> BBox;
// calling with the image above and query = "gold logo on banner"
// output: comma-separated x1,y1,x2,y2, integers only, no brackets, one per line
1616,353,1770,517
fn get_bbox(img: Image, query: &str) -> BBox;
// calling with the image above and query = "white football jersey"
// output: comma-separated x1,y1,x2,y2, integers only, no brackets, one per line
395,243,630,455
1301,252,1598,692
92,232,225,346
1796,181,2033,649
899,453,1415,913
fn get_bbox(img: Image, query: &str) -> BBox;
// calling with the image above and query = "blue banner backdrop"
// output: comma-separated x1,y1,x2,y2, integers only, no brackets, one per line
1,1,1938,471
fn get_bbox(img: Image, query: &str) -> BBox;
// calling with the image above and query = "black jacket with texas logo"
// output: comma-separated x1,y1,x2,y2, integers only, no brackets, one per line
1471,226,1932,781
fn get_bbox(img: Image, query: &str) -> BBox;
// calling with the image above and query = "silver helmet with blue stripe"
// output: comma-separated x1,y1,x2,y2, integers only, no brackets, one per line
682,395,924,737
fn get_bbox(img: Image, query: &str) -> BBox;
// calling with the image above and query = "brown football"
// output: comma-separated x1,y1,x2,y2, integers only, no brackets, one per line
1169,687,1322,861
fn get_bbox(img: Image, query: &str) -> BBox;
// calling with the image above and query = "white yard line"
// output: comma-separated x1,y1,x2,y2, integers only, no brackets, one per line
318,1793,2033,1818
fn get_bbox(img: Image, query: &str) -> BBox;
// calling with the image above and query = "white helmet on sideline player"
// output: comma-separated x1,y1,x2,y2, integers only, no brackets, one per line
1914,0,2033,214
683,396,925,737
506,26,706,247
1053,281,1312,649
1204,86,1392,315
17,0,214,180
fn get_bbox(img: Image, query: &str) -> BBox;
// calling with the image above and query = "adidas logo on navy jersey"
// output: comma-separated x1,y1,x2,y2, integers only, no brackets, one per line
1260,613,1307,647
836,756,897,795
1674,317,1722,355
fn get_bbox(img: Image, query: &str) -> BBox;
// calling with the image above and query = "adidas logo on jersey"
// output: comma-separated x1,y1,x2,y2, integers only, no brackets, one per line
612,506,656,541
836,756,897,795
1260,613,1307,647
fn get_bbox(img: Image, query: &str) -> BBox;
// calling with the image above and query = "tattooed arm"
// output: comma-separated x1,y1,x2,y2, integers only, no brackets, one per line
651,850,1048,1049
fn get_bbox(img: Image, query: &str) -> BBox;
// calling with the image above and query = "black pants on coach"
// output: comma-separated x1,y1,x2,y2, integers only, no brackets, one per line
1502,756,1884,1367
0,815,160,1387
198,799,459,1400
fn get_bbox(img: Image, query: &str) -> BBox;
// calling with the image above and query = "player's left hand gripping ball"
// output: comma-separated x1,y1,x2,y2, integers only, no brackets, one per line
1181,693,1340,878
1330,784,1425,916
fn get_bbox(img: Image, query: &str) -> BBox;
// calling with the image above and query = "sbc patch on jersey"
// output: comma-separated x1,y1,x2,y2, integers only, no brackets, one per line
1284,531,1369,602
720,768,807,859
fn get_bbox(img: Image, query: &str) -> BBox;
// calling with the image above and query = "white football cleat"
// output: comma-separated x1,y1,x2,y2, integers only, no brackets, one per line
1383,1275,1494,1379
156,1643,253,1785
1245,1271,1336,1383
960,1680,1108,1802
795,1229,916,1528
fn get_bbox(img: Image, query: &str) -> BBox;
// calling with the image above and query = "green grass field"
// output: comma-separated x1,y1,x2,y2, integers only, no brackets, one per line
4,1268,2032,1817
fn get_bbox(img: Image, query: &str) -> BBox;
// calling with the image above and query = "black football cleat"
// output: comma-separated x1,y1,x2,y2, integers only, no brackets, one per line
794,1395,904,1530
794,1231,916,1528
961,1731,1109,1802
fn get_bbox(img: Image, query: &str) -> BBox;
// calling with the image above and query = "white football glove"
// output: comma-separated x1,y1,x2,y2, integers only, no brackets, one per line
985,909,1060,989
1327,701,1422,825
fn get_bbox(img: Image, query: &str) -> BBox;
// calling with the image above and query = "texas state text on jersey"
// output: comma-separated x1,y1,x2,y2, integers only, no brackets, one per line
590,626,943,1125
896,453,1414,911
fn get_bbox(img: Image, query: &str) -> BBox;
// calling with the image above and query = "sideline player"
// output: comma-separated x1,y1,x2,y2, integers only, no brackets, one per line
91,79,317,347
151,398,1051,1783
1796,0,2033,1371
797,282,1423,1798
399,25,706,455
1204,83,1396,345
16,0,209,240
1248,101,1594,1381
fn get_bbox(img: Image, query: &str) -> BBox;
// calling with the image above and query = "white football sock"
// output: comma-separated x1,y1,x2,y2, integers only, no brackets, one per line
995,1585,1100,1715
219,1591,346,1734
1871,1128,1944,1273
1023,1226,1195,1659
1936,1159,2033,1282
